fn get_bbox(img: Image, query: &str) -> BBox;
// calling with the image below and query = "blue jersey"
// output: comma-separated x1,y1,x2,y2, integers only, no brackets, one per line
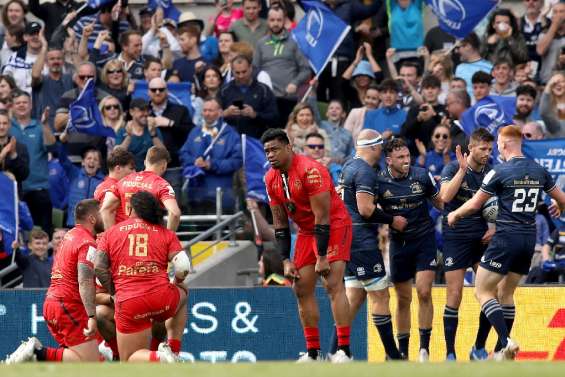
441,161,491,239
340,157,380,251
375,166,439,240
480,157,556,234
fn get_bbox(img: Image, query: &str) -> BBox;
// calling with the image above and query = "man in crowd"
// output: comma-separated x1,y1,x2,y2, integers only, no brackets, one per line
444,89,471,151
363,79,406,139
513,85,539,126
230,0,268,46
471,71,492,103
118,30,145,81
13,229,52,288
490,59,517,97
0,109,29,194
537,1,565,83
521,122,545,140
455,32,493,94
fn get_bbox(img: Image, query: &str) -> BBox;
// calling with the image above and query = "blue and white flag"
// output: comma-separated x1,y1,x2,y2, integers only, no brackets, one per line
0,173,18,257
242,135,269,202
292,0,351,74
148,0,181,22
133,80,193,116
87,0,114,9
425,0,498,38
460,95,515,136
67,79,115,138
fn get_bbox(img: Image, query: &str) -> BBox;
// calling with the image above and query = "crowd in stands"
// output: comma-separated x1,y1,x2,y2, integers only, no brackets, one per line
0,0,564,287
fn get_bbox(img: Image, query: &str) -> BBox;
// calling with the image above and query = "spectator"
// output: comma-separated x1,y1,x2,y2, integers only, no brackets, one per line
0,74,17,101
271,0,296,29
514,62,534,84
219,54,278,138
363,79,407,139
99,59,130,111
79,25,116,70
454,32,493,94
138,7,154,35
303,132,341,186
320,100,354,164
449,77,467,92
427,51,453,104
206,0,244,38
10,92,56,234
285,102,329,154
537,1,565,83
224,41,273,88
179,97,242,213
1,0,28,33
147,77,193,198
100,95,125,135
471,71,492,103
254,6,310,127
424,25,456,54
59,146,104,227
513,84,539,126
47,227,67,257
14,228,52,288
342,43,383,109
48,151,70,212
444,89,470,151
193,65,224,126
2,22,45,94
177,11,219,64
118,30,145,80
116,98,165,171
519,0,549,75
142,55,164,81
481,8,528,65
521,121,545,140
171,25,206,83
28,0,89,41
230,0,268,47
141,8,180,62
388,0,424,53
72,3,130,47
0,109,29,195
1,25,25,67
344,85,380,142
540,71,565,137
490,58,518,97
216,31,236,76
415,124,455,181
386,52,424,110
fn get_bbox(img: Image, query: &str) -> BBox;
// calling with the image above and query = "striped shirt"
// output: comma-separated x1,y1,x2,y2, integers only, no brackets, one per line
73,13,130,46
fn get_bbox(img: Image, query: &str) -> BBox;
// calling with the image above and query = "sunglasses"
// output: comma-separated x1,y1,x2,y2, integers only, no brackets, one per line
79,75,95,81
306,144,324,150
107,69,122,74
433,134,449,140
149,87,166,93
104,104,120,110
522,132,533,139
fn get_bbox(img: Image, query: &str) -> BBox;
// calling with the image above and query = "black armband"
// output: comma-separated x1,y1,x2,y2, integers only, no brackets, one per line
314,224,330,257
369,207,394,225
274,228,292,260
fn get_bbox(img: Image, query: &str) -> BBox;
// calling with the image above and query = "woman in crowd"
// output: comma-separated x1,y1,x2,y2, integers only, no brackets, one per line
415,123,455,181
481,8,528,66
344,85,380,142
540,71,565,138
100,96,126,152
1,0,27,33
193,65,224,126
285,103,330,154
342,42,382,109
207,0,243,37
0,75,17,101
216,31,237,76
428,51,453,104
99,60,130,111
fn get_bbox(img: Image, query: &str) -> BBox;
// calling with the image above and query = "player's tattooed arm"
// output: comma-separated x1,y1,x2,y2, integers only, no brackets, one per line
78,263,96,317
95,251,115,296
271,205,289,229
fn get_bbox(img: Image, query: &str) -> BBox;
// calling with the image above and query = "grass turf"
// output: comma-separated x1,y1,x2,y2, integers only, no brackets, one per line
1,362,565,377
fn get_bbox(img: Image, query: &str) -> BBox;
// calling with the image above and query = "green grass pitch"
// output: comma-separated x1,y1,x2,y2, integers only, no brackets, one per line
2,362,565,377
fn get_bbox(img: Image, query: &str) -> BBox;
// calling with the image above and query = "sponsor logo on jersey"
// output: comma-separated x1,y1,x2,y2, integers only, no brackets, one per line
411,181,423,194
383,190,393,198
306,167,322,186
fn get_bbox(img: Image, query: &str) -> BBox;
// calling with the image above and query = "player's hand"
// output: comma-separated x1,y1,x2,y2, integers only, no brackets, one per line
83,317,97,337
283,259,300,280
391,215,408,232
447,211,460,227
455,145,468,171
481,226,495,244
315,256,330,278
549,199,562,218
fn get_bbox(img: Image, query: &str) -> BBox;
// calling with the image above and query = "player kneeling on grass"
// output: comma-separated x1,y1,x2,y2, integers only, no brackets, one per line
94,191,191,362
6,200,105,363
448,125,565,360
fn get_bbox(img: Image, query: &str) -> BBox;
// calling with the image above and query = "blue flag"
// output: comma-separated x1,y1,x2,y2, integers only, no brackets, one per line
292,0,351,74
67,79,115,138
87,0,114,9
0,173,18,256
242,135,269,202
460,95,515,136
425,0,498,38
133,80,193,116
148,0,181,22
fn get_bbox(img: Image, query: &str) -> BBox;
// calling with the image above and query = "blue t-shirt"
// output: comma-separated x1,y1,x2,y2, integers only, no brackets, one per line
172,56,207,83
423,149,456,177
480,156,556,234
116,127,163,171
441,160,491,239
389,0,424,51
375,166,439,240
454,59,494,95
363,106,407,135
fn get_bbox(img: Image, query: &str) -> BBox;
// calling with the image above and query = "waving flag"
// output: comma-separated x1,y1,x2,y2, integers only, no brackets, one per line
148,0,181,22
87,0,114,9
133,80,193,116
460,95,515,136
67,79,115,138
242,135,269,202
292,0,351,74
0,173,18,257
424,0,498,38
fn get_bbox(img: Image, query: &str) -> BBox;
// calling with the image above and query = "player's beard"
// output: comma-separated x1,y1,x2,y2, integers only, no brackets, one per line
94,219,105,235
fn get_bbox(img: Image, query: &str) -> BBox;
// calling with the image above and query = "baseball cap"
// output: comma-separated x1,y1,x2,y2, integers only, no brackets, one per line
130,98,149,110
163,18,177,29
24,22,42,35
139,7,155,17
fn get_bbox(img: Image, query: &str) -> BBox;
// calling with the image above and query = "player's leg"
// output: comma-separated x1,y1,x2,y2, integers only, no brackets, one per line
150,322,167,351
328,285,365,356
471,260,492,360
444,268,465,360
294,264,321,361
393,280,412,358
117,328,152,362
96,304,119,359
164,286,189,356
368,286,402,360
66,339,101,361
323,260,352,361
415,270,434,361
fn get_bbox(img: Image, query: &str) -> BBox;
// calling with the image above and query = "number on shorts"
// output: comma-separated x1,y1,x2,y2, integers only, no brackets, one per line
511,188,539,213
128,233,149,257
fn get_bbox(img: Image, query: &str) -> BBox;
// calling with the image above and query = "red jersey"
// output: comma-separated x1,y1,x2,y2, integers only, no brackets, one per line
265,154,351,234
97,218,182,303
111,171,176,219
47,225,97,302
94,176,127,224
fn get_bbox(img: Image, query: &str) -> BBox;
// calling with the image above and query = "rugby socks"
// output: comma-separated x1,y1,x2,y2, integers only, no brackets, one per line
494,305,516,352
304,327,320,359
474,311,492,350
149,351,160,362
34,347,64,362
419,328,432,352
443,306,459,356
373,314,402,360
481,299,508,348
150,338,161,351
336,326,351,357
168,339,181,354
397,333,410,358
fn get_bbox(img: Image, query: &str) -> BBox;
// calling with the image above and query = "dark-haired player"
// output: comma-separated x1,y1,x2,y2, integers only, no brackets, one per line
94,191,190,362
439,128,494,361
262,128,353,363
375,138,443,361
448,125,565,360
6,200,104,363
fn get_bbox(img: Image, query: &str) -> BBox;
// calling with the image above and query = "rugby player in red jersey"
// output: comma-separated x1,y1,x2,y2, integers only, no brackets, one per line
262,128,353,363
100,146,181,231
94,191,190,362
6,200,105,363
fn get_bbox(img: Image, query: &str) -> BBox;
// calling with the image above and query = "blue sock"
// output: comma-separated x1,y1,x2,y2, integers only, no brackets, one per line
443,306,458,356
494,305,516,352
419,328,432,352
397,333,410,357
328,325,338,355
481,299,508,348
475,310,491,349
373,314,402,359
